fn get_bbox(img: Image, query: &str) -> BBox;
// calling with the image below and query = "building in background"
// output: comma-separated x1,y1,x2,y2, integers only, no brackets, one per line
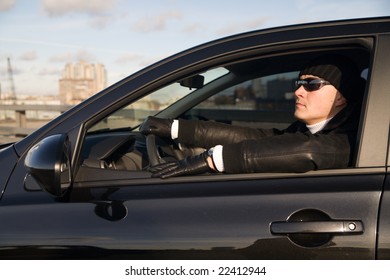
59,61,107,105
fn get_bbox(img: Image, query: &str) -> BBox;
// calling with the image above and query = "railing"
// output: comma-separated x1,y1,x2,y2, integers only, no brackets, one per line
0,104,73,143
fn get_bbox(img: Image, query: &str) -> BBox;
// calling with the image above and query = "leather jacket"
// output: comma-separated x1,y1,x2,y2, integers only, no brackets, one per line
177,105,360,173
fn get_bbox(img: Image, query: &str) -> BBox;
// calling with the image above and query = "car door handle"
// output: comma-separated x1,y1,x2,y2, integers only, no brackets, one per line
270,220,364,234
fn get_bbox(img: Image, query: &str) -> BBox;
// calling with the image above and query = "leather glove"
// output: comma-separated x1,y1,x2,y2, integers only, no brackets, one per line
149,151,212,179
139,116,173,138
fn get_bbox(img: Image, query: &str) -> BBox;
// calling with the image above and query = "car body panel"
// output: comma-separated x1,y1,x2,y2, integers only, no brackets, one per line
378,174,390,259
0,145,18,200
1,165,384,259
356,34,390,167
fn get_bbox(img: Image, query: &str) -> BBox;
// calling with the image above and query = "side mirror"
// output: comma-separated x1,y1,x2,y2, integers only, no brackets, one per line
24,134,71,197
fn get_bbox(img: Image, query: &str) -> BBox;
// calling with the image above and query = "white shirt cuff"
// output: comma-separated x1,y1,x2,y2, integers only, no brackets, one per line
212,145,225,172
171,119,179,139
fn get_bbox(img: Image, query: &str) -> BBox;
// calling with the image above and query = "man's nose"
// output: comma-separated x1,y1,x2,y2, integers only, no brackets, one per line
294,86,305,98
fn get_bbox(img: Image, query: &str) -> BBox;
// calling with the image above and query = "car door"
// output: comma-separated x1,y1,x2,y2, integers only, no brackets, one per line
71,171,384,259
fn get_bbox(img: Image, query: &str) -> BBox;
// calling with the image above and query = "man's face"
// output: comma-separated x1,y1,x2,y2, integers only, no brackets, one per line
294,75,347,125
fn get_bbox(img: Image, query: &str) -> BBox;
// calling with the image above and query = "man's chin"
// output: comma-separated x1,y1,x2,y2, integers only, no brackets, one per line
294,112,304,121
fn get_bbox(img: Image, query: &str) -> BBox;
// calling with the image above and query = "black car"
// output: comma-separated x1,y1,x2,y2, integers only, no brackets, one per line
0,17,389,260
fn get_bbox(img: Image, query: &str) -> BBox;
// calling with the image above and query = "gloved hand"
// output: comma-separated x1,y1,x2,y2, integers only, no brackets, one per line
149,151,212,179
139,116,173,138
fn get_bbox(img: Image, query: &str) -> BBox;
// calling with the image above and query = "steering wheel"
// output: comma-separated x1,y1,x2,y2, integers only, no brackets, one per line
146,134,185,166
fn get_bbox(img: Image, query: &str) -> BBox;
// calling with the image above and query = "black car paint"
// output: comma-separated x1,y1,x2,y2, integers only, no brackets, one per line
0,17,389,259
1,166,383,259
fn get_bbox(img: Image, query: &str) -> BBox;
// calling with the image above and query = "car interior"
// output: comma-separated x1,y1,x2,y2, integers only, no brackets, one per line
74,38,372,186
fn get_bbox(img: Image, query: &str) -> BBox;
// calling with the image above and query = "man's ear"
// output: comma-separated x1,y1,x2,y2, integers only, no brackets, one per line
335,92,347,107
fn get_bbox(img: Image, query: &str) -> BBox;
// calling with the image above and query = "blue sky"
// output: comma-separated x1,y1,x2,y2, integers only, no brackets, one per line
0,0,389,96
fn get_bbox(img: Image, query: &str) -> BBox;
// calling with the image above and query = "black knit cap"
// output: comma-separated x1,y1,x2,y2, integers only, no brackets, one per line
299,54,363,102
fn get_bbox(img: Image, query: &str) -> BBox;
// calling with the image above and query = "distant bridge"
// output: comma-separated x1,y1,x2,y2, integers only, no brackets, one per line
0,104,72,143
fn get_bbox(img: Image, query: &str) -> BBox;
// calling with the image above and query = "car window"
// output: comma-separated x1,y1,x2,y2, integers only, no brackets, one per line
182,71,298,129
88,67,229,133
79,67,300,172
87,68,298,134
75,43,373,189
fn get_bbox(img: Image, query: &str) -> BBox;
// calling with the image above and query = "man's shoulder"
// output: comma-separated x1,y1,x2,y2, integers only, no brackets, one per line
285,121,307,133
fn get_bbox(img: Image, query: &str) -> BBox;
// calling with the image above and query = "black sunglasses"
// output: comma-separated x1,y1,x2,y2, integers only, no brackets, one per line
295,78,331,92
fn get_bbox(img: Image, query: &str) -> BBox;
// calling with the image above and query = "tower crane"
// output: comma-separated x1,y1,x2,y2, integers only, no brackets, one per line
7,57,16,100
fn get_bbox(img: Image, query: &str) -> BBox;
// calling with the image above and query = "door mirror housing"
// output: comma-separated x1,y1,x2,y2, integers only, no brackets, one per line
24,134,71,197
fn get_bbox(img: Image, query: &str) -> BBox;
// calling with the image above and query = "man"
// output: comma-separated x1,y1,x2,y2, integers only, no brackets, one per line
140,54,364,178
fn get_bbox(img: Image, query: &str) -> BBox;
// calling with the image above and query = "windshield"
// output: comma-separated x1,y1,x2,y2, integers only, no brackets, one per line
88,67,229,133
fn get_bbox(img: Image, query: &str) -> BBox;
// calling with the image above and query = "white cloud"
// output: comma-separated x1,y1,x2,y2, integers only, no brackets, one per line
89,14,115,29
294,0,390,23
42,0,118,16
114,53,144,64
181,23,206,34
0,0,15,11
20,50,38,61
132,10,183,32
38,67,61,76
216,17,270,36
49,50,97,63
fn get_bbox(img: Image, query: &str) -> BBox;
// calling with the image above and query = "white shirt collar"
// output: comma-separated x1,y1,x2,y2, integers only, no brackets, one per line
306,118,332,134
